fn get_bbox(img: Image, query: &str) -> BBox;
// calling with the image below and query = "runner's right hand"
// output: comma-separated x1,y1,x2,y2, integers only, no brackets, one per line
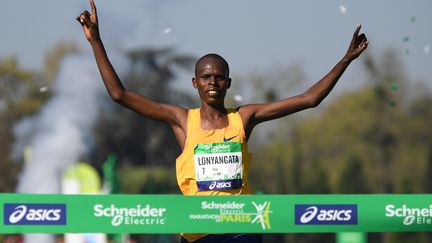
76,0,100,43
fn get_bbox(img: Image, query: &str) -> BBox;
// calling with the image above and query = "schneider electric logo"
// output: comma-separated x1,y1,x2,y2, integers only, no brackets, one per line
189,201,272,230
385,204,432,226
93,204,167,226
295,204,357,225
4,203,66,225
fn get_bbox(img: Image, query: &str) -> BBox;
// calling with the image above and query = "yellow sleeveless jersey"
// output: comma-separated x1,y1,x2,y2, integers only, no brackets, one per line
176,108,253,242
176,108,253,196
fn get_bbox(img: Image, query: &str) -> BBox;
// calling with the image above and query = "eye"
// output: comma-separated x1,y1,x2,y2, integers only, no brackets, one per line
215,75,226,81
201,74,211,80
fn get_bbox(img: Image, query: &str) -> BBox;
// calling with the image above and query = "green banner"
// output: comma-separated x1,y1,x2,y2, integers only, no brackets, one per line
336,232,367,243
1,194,431,233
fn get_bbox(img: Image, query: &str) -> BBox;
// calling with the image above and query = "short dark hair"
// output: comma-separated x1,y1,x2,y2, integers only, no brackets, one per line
195,53,230,77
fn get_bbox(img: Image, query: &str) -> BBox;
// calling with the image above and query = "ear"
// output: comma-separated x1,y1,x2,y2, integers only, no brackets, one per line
227,78,232,89
192,77,197,89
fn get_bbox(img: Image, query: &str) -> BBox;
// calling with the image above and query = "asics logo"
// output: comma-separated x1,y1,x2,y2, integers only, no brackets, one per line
4,203,66,225
209,181,232,190
295,204,357,225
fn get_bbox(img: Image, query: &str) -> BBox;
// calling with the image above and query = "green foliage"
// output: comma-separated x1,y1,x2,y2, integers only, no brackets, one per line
118,165,178,194
0,56,43,192
248,49,432,243
252,81,432,196
0,42,79,192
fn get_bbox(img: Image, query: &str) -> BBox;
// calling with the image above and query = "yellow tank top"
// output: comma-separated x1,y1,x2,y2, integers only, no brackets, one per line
176,108,253,242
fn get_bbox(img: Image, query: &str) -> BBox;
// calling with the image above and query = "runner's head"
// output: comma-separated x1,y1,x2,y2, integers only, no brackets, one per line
194,54,230,77
193,54,231,107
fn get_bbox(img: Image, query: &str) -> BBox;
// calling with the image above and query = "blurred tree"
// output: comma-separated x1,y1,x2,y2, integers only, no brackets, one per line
407,90,432,193
118,165,178,194
0,57,44,192
336,154,368,194
0,42,79,192
246,48,432,243
43,41,80,84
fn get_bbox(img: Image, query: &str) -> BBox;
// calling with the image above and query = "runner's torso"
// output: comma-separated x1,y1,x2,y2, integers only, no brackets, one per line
176,108,253,196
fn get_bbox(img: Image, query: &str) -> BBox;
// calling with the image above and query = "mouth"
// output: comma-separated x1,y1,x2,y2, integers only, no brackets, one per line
206,89,220,97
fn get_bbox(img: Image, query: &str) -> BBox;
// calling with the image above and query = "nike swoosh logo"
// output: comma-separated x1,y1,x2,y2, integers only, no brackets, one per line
223,135,238,142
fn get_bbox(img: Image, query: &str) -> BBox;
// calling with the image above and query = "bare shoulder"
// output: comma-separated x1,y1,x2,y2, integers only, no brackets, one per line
160,104,189,148
237,104,260,127
160,103,189,129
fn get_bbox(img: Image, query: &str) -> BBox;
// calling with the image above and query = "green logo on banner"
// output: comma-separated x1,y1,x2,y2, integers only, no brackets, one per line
188,200,272,230
385,204,432,226
93,204,167,227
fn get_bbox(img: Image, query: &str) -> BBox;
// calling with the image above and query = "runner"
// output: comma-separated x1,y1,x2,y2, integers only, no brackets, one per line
77,0,368,242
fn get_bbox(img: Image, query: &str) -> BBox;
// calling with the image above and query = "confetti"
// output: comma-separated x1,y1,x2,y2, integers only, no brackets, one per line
339,5,347,15
390,82,399,91
163,27,171,35
402,37,410,42
424,45,430,54
410,16,416,24
234,94,243,102
39,86,48,93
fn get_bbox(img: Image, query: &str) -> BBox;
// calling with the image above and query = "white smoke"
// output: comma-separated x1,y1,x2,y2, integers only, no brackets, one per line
12,9,131,196
14,54,105,194
11,53,117,243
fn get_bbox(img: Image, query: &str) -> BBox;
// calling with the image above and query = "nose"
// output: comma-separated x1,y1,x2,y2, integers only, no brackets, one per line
208,76,216,85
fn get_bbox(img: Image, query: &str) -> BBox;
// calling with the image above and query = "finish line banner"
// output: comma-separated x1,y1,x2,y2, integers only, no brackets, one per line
1,194,431,233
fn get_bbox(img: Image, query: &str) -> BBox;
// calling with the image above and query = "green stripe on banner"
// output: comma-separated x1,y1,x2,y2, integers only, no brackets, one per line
1,194,431,233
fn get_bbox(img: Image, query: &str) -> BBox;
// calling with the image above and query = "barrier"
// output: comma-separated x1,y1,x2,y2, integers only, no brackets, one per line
1,194,431,233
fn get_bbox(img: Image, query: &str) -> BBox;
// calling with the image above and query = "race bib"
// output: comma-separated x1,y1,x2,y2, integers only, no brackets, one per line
194,142,243,191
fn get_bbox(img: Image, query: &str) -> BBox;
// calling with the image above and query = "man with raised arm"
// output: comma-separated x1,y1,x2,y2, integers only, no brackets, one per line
77,0,368,242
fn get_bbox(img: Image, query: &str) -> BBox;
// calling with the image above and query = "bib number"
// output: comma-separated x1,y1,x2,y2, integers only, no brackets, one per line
194,142,243,191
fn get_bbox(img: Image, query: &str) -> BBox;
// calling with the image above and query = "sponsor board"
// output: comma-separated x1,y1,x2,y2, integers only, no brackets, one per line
1,194,432,233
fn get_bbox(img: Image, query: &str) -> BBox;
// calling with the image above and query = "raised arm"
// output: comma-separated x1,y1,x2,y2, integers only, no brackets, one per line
76,0,187,146
239,26,368,138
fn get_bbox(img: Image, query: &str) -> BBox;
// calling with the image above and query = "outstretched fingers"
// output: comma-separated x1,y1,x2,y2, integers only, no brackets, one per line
76,0,100,42
345,25,368,60
350,25,362,47
90,0,98,22
353,25,361,38
353,25,368,50
75,0,97,27
90,0,97,14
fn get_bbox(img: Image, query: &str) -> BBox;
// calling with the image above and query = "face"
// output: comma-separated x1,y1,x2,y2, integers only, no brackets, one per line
192,58,231,107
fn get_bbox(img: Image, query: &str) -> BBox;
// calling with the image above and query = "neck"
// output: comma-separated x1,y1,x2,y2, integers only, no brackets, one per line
199,104,229,130
200,102,226,116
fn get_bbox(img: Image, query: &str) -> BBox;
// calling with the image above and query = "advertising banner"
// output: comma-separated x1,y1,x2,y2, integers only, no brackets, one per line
1,194,431,233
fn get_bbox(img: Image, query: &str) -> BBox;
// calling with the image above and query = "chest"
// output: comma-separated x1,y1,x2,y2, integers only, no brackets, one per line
200,115,229,130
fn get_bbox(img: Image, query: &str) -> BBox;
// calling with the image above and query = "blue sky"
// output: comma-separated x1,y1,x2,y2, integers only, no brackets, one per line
1,0,431,92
